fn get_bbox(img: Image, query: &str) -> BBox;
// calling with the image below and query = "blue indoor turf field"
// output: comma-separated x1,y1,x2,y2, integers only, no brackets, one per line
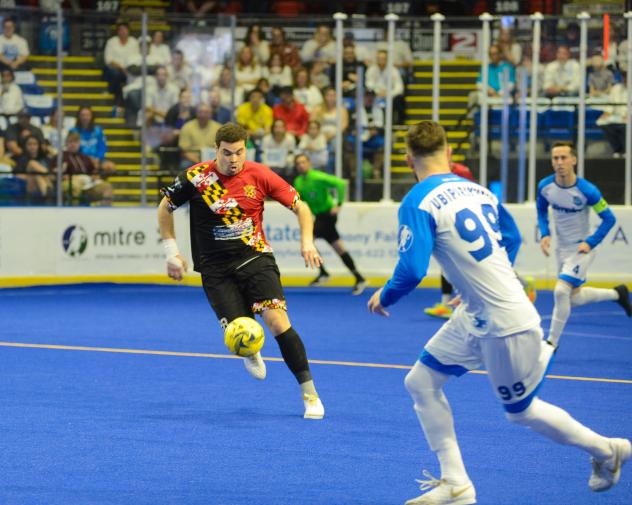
0,284,631,505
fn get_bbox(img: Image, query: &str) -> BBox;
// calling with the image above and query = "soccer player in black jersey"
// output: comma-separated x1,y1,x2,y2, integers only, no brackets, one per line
157,123,325,419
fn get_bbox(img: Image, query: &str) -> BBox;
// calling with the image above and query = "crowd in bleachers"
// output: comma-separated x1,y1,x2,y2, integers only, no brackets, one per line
97,19,412,182
474,23,629,157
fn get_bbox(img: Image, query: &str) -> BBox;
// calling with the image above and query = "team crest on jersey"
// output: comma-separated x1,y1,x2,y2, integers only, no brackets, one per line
398,225,414,252
573,196,582,206
244,185,257,199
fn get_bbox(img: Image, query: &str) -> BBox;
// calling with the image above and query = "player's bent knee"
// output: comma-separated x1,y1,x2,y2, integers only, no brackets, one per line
554,282,573,301
404,362,445,399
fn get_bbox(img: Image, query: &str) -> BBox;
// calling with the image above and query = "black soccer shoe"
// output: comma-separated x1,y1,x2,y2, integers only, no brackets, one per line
614,285,632,317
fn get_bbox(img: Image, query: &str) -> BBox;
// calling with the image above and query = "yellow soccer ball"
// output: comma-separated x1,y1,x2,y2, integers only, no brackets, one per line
224,317,265,357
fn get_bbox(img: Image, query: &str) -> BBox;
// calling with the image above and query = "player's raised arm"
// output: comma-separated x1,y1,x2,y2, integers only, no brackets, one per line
157,197,188,281
293,199,322,268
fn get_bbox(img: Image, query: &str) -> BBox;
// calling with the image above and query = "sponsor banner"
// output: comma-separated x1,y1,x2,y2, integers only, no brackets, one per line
0,204,630,282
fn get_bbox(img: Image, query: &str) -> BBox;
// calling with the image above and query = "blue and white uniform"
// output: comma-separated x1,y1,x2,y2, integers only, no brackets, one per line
536,175,616,287
381,174,550,413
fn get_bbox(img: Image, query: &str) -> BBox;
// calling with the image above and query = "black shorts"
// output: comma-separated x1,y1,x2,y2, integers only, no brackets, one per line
314,212,340,244
201,254,286,329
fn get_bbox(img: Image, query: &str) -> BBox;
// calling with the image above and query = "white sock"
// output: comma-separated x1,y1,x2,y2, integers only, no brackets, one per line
300,380,317,396
405,362,470,484
548,282,572,347
571,287,618,306
507,398,612,460
441,293,451,305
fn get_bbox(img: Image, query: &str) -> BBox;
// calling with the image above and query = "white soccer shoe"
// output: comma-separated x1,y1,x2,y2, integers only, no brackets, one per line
405,471,476,505
242,352,266,380
589,438,632,492
303,393,325,420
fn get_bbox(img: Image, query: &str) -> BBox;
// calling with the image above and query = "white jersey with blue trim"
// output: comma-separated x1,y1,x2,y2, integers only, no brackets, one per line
380,174,540,338
536,175,615,250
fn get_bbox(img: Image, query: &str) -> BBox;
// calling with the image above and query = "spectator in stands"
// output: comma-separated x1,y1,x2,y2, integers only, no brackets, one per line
495,27,522,67
0,18,30,71
0,130,15,175
208,88,231,124
256,77,277,107
293,67,323,114
178,103,221,167
476,43,515,99
365,50,405,124
5,109,45,158
165,89,195,131
273,86,309,138
347,89,384,179
239,24,270,66
298,120,328,170
543,45,581,98
269,26,301,70
309,60,331,90
235,46,263,93
343,32,371,66
103,21,140,107
373,29,413,72
214,66,245,110
146,66,180,126
300,24,336,66
236,88,273,143
597,71,628,158
71,106,116,176
167,49,193,91
0,68,24,117
561,22,581,60
15,135,52,199
312,86,348,147
339,44,365,98
54,131,114,205
264,52,293,93
618,36,628,73
41,107,69,156
147,31,171,69
261,118,296,181
588,54,615,98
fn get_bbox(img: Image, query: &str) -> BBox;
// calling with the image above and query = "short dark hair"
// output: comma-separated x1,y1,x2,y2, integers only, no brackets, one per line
294,153,309,165
215,123,248,147
406,121,447,158
552,141,576,156
248,88,264,100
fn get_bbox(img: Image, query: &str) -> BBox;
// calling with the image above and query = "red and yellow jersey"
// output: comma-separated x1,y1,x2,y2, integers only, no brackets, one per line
161,160,299,270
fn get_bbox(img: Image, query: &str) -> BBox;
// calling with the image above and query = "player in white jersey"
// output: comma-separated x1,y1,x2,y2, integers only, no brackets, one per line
537,141,631,348
368,122,630,505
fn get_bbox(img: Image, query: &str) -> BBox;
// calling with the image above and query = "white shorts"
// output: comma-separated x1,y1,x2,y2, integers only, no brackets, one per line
421,310,554,413
557,247,596,288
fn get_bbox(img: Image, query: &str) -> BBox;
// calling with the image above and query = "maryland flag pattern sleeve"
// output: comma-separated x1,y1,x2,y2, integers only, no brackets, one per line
160,160,300,269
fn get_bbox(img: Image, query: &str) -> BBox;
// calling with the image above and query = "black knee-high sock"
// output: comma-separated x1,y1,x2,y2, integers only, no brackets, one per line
441,275,453,295
319,264,329,276
340,252,364,281
275,327,312,384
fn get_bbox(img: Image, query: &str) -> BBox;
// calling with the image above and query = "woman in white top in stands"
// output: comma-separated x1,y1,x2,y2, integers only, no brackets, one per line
293,67,323,114
261,118,296,181
214,66,245,110
298,120,328,170
0,68,24,116
235,46,263,93
264,53,293,90
311,86,348,146
147,31,171,68
239,25,270,66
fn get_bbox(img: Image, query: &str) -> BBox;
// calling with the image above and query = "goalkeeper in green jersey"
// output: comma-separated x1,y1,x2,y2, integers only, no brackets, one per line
293,154,367,295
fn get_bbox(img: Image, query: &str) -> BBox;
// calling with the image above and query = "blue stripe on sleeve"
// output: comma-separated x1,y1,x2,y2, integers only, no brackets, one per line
380,205,436,308
497,203,521,265
536,176,553,238
586,207,616,249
